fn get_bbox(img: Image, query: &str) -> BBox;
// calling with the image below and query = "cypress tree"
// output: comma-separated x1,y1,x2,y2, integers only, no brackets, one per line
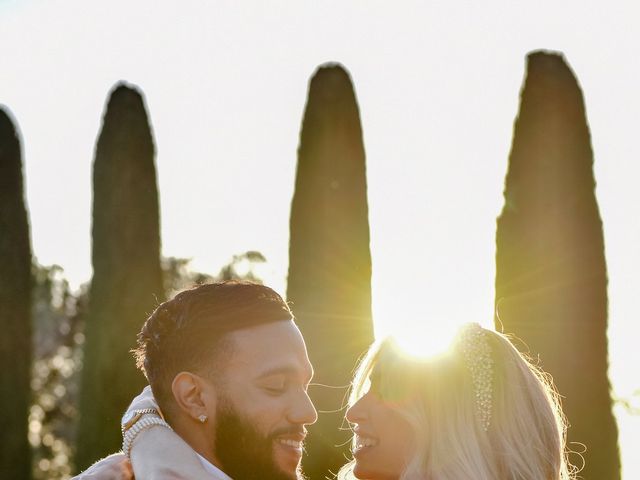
0,107,32,479
495,51,620,479
76,84,164,469
288,64,374,479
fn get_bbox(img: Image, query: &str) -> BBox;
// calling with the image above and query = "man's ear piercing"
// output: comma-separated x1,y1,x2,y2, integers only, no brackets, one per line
198,414,208,423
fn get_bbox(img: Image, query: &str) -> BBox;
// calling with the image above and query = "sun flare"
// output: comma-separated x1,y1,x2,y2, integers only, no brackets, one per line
374,305,467,360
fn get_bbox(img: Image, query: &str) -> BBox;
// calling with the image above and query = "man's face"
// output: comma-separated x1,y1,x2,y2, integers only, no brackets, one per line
205,320,317,479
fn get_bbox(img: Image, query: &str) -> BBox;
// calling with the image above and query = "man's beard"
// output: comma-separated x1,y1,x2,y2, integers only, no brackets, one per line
214,398,306,480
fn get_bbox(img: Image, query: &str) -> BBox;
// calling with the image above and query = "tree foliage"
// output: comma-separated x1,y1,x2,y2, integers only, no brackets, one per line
287,64,374,479
0,107,32,480
30,263,86,480
76,84,165,469
495,51,620,479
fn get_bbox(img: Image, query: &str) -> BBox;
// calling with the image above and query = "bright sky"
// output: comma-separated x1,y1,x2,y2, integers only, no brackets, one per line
2,0,639,477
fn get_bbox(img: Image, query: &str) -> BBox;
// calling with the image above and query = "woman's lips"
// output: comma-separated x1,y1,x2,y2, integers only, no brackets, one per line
353,434,379,455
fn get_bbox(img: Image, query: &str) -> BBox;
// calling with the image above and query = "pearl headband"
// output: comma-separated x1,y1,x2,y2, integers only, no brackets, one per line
455,323,493,432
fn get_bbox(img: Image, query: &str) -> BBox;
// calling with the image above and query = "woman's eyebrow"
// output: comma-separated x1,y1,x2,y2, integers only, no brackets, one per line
369,367,382,383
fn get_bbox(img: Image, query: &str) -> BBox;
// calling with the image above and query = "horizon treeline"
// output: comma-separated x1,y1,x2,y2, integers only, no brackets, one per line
0,51,621,479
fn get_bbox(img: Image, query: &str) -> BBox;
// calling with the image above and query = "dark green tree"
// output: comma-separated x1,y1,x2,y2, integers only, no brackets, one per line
76,84,164,469
288,64,374,479
0,107,32,479
495,51,620,479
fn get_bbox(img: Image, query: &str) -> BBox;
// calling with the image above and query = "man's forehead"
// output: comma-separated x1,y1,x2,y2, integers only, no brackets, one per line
224,320,311,372
228,319,304,345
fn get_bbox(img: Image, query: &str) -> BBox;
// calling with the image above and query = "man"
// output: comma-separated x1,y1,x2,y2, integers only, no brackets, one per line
75,281,317,479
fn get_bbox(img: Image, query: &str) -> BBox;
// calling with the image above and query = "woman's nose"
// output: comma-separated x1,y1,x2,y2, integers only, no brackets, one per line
346,396,367,424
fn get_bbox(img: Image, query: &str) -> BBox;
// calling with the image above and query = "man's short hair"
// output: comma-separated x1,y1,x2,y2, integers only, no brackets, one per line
134,281,294,418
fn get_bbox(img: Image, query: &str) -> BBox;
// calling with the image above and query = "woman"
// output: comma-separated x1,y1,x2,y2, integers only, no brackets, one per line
339,323,577,479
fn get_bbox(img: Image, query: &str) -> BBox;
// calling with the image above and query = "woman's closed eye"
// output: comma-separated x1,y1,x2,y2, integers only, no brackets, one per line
367,371,383,397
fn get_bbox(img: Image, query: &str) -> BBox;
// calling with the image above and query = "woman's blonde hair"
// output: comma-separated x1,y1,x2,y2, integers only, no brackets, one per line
339,325,577,480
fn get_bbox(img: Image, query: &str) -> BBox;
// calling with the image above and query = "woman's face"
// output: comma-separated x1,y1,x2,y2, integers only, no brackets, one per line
345,367,415,480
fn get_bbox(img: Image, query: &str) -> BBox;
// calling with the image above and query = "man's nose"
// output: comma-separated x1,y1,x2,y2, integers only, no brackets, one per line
288,390,318,425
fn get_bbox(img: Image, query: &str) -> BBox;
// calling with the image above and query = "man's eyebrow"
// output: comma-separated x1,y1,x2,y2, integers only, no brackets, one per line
256,365,314,382
256,366,298,378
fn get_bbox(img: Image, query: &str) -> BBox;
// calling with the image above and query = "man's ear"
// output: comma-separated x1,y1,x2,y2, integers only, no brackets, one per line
171,372,216,422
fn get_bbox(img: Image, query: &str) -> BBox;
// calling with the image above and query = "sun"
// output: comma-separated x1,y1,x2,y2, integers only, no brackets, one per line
373,299,467,360
390,320,461,359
